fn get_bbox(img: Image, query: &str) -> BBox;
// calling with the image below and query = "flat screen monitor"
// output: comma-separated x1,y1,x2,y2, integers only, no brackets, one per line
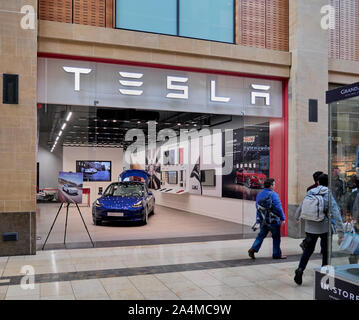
168,171,178,184
200,169,216,186
76,161,111,182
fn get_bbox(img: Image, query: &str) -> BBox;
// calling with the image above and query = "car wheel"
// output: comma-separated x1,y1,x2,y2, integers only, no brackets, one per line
93,218,102,226
245,178,252,188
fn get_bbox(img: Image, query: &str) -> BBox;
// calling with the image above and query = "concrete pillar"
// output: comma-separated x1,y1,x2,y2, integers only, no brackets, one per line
0,0,37,255
288,0,329,237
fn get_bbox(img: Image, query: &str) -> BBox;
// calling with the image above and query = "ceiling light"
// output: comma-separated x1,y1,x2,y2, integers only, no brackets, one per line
103,120,108,122
61,123,67,130
113,120,117,123
55,136,59,141
59,131,63,136
66,112,72,122
177,123,181,126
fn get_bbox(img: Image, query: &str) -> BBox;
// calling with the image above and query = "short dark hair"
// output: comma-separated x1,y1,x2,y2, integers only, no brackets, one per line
318,174,328,187
313,171,323,183
264,178,275,188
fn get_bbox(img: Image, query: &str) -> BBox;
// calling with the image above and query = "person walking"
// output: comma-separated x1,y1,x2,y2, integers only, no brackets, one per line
299,171,324,251
248,178,287,260
294,174,344,285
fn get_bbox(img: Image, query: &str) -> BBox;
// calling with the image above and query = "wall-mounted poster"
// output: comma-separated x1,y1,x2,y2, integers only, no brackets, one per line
76,161,111,182
179,148,184,165
58,172,83,204
145,147,161,190
169,149,175,165
189,157,202,195
222,123,269,201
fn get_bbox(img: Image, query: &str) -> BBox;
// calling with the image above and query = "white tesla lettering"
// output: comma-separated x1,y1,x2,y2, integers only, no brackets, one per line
251,84,271,106
119,72,144,96
210,80,230,102
166,76,189,100
63,67,92,91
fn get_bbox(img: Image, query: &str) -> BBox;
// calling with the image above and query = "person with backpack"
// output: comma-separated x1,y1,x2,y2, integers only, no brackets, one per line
299,171,324,252
294,173,344,285
248,178,286,260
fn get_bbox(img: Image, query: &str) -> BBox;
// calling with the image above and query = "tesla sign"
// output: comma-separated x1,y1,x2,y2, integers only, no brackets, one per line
38,58,283,117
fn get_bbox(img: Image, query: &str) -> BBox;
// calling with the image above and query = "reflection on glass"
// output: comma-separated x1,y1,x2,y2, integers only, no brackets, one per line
329,95,359,268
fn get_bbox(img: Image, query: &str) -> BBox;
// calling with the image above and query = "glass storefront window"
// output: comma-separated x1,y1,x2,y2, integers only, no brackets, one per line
328,90,359,277
115,0,234,43
115,0,177,36
179,0,234,43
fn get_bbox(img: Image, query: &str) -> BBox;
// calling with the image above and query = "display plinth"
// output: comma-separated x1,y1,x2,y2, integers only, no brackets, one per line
157,187,188,195
314,264,359,300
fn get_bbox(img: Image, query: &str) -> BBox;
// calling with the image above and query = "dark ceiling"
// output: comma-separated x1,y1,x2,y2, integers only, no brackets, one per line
38,105,232,150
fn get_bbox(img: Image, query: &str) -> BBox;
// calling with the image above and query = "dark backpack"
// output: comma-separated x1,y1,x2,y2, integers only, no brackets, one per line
257,191,281,226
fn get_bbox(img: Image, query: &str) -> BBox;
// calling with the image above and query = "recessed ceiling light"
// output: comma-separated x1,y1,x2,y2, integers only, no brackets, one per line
66,112,72,122
61,123,67,130
113,120,117,122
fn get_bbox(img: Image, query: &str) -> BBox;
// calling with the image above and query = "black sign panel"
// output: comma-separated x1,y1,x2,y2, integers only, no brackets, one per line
315,270,359,300
326,82,359,104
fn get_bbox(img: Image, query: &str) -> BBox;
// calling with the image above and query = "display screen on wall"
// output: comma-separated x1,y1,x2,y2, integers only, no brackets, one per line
76,161,112,182
168,171,178,184
201,169,216,187
222,123,270,201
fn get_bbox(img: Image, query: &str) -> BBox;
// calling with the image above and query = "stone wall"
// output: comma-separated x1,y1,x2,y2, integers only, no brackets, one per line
287,0,329,237
0,0,37,255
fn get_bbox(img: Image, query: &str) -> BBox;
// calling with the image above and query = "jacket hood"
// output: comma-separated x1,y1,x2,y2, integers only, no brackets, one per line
308,185,328,195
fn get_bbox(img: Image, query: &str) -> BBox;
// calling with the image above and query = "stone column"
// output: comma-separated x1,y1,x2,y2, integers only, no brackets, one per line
0,0,37,255
288,0,329,237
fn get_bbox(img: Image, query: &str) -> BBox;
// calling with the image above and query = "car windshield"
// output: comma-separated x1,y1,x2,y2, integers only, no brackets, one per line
103,183,143,197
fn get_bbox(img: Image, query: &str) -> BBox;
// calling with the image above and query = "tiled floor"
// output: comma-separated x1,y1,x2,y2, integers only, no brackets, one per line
36,203,252,249
0,237,322,300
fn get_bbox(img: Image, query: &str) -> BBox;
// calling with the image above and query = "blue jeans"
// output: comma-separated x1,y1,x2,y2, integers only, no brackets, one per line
251,224,282,258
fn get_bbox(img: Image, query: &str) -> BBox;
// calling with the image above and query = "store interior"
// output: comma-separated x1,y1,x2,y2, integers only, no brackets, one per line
36,104,271,249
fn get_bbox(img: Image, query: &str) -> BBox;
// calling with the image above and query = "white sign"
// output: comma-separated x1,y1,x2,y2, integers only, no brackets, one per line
37,58,283,117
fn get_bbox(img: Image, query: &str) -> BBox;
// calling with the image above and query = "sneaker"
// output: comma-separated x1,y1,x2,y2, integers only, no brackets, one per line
248,248,255,259
294,268,303,285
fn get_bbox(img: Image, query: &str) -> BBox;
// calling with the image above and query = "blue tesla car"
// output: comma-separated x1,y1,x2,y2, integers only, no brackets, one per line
92,170,155,226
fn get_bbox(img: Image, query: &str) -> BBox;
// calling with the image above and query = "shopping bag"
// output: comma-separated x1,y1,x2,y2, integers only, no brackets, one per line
339,231,359,255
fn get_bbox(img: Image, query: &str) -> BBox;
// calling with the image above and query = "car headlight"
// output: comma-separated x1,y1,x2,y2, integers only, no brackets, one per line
132,200,143,208
95,200,103,207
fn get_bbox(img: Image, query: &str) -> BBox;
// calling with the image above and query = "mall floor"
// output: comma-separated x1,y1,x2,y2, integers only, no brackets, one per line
0,237,324,300
36,203,253,250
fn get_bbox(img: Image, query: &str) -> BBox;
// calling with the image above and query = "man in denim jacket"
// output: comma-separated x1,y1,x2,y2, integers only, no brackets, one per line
248,178,286,260
294,174,344,285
